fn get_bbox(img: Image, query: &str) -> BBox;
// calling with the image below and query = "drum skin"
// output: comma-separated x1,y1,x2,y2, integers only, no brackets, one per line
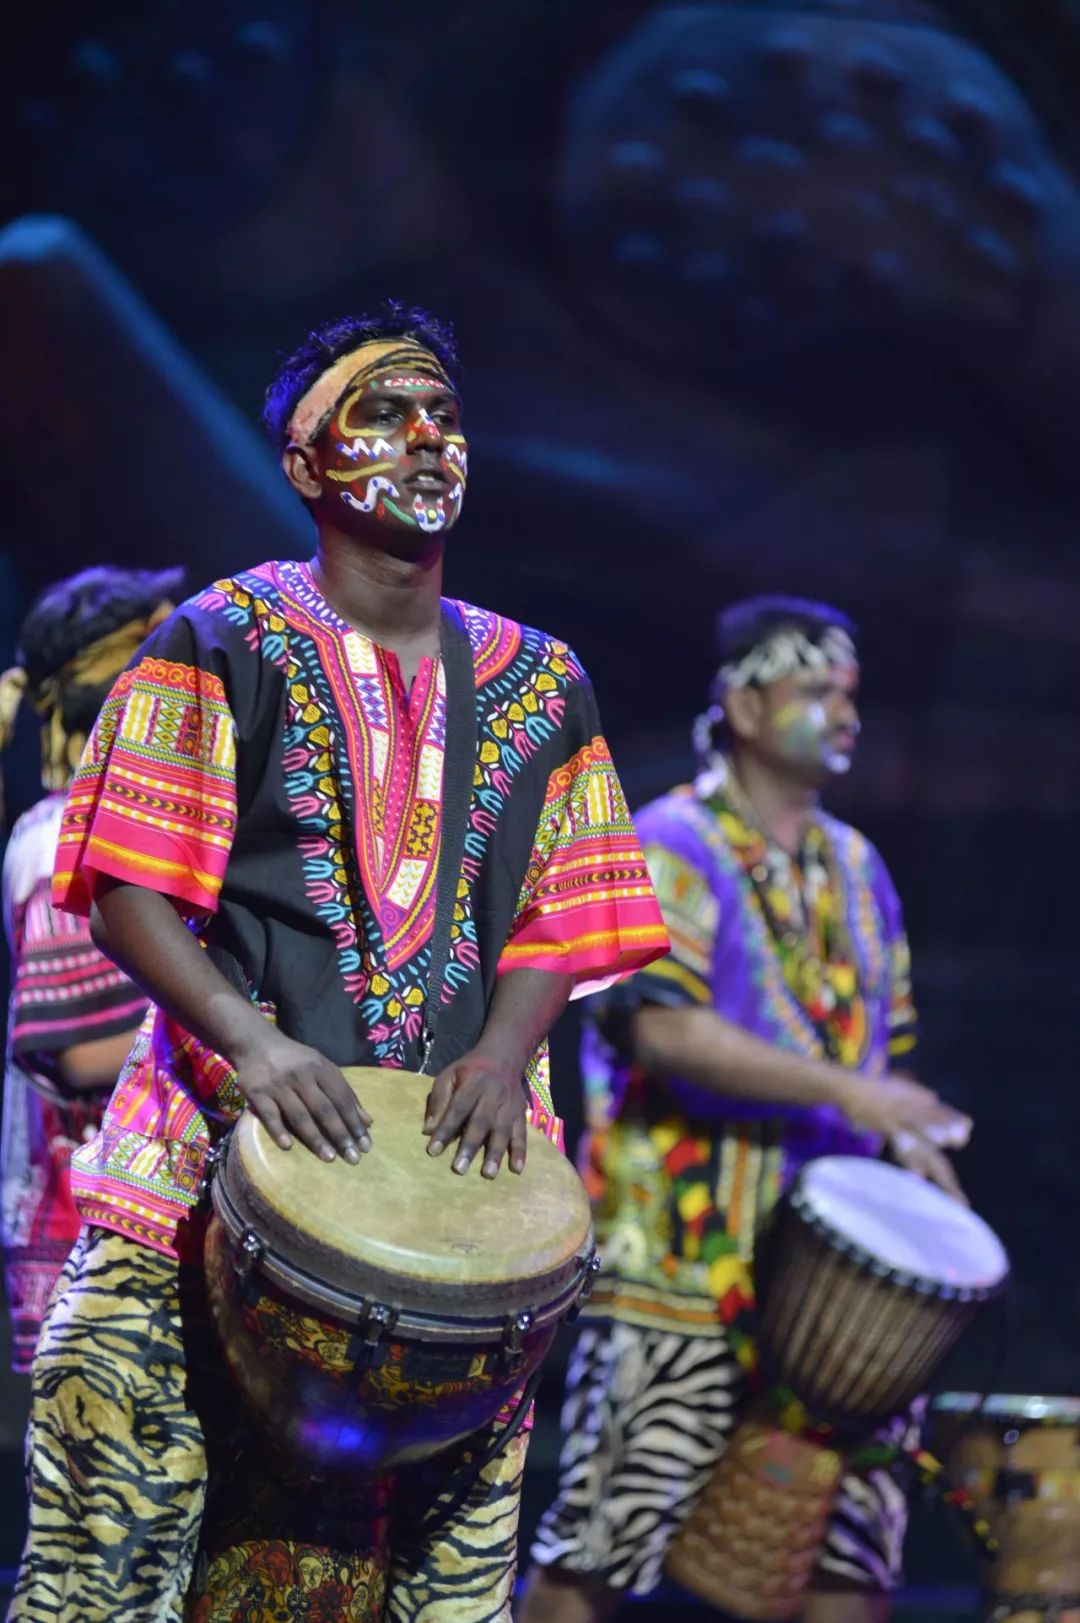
665,1411,843,1621
933,1395,1080,1617
205,1067,595,1476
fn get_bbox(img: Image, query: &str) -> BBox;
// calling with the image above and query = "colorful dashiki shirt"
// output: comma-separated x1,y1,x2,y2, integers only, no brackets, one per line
578,768,917,1342
1,793,146,1370
53,560,668,1260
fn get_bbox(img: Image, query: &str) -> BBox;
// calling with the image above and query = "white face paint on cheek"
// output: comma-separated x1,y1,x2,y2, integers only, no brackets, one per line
338,435,396,464
323,412,401,519
801,699,854,774
341,475,399,515
771,695,852,772
772,697,826,755
806,700,828,735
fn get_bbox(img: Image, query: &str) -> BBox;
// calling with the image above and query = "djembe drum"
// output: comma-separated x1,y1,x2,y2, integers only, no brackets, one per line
933,1393,1080,1622
666,1157,1010,1620
204,1066,596,1474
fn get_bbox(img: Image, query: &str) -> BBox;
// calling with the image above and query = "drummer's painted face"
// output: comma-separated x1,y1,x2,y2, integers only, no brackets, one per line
759,661,861,779
316,373,467,540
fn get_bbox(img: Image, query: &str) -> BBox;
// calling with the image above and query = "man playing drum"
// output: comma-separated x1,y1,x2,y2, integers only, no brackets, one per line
9,305,669,1623
524,596,972,1623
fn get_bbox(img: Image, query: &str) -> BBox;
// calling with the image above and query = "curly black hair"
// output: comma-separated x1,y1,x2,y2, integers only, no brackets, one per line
262,301,460,450
18,565,185,696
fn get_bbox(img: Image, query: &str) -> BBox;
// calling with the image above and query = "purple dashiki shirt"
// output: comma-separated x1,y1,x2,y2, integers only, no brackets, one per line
585,776,917,1164
577,770,918,1337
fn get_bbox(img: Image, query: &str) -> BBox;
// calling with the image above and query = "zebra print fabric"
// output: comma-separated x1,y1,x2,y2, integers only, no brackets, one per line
531,1320,915,1597
10,1227,528,1621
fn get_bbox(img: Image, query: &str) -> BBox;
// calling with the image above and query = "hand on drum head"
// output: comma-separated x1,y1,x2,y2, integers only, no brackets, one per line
423,1050,528,1179
233,1029,373,1163
835,1075,972,1200
888,1129,969,1204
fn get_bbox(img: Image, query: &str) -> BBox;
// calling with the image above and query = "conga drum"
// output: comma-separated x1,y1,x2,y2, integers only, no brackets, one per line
666,1157,1009,1620
932,1393,1080,1622
204,1066,596,1475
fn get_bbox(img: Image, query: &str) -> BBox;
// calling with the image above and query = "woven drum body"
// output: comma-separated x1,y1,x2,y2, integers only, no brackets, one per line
758,1159,1009,1429
933,1394,1080,1621
205,1067,595,1476
665,1413,843,1621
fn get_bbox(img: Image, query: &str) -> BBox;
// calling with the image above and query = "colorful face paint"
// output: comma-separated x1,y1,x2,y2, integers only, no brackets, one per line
767,667,859,778
316,371,467,538
341,475,399,517
772,696,828,753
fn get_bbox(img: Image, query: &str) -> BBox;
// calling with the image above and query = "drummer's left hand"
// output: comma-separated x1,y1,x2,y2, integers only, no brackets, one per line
423,1049,528,1179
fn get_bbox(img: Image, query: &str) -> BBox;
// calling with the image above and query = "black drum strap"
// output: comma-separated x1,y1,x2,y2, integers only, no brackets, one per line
414,601,477,1075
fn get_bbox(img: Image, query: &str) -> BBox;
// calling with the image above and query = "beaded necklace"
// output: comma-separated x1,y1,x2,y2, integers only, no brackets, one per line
701,764,865,1065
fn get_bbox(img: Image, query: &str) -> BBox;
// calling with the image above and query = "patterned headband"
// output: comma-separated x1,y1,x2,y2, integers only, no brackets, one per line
718,625,857,691
286,338,452,447
0,602,175,791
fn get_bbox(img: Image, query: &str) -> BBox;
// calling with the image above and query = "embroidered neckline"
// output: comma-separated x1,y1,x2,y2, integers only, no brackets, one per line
270,560,448,970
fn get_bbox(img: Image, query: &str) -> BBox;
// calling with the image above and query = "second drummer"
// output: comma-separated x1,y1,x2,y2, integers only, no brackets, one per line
523,595,972,1623
10,305,668,1623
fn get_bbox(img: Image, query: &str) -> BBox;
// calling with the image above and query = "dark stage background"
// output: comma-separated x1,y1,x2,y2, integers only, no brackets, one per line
1,2,1078,1614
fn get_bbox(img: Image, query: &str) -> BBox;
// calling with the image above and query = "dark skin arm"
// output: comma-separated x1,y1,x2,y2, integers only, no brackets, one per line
92,880,571,1179
90,879,372,1163
55,1027,140,1092
424,968,575,1178
631,1004,971,1200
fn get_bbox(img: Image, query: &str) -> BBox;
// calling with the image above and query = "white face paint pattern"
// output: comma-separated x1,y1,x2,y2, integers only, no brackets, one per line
770,694,842,773
336,435,397,465
412,494,448,532
342,475,399,515
322,376,468,534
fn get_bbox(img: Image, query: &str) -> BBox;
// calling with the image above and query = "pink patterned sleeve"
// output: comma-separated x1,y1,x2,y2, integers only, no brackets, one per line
498,695,669,996
53,613,238,919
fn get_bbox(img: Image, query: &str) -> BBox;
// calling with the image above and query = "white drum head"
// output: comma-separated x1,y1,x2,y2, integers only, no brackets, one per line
799,1156,1008,1291
933,1392,1080,1425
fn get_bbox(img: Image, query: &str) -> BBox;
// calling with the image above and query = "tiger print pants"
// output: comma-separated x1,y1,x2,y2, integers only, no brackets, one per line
9,1228,527,1623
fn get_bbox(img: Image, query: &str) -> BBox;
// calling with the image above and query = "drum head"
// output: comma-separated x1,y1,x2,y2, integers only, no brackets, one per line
933,1393,1080,1425
798,1156,1008,1291
230,1066,591,1290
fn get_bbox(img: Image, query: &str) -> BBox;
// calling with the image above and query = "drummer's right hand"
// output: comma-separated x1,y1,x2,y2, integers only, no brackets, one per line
834,1074,972,1154
233,1030,373,1164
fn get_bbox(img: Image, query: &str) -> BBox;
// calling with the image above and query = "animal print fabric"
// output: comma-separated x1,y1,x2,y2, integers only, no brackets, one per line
10,1228,527,1622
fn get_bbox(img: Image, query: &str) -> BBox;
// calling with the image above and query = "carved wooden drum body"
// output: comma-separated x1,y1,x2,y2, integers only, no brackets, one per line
205,1067,596,1476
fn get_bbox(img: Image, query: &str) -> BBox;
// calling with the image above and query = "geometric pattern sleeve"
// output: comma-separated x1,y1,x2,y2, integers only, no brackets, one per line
52,613,237,919
629,836,719,1010
497,681,669,996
